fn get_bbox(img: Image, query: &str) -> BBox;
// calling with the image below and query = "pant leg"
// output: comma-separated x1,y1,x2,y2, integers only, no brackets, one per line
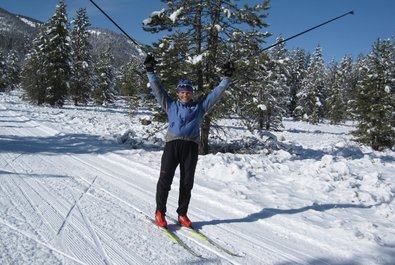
177,141,199,215
156,141,179,214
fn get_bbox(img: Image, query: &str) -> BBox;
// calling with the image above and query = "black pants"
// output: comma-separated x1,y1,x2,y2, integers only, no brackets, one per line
156,140,199,216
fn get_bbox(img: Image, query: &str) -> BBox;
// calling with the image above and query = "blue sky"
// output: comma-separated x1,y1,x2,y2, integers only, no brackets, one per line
1,0,394,62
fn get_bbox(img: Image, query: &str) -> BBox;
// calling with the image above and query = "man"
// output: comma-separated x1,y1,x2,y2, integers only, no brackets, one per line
144,54,235,228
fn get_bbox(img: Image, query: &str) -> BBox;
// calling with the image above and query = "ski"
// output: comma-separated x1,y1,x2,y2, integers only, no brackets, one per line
183,226,240,257
167,216,239,257
125,205,235,258
148,218,201,258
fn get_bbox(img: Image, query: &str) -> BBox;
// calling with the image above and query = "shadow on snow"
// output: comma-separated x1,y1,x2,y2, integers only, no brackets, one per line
0,133,123,155
194,202,373,229
0,169,70,179
195,203,395,264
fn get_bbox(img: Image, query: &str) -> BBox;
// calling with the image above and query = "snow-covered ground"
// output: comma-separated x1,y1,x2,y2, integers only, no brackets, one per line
1,90,394,265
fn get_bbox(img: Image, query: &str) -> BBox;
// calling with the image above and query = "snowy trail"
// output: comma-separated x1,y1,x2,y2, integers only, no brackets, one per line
1,109,156,264
0,103,305,265
67,150,328,264
0,108,247,264
1,96,394,265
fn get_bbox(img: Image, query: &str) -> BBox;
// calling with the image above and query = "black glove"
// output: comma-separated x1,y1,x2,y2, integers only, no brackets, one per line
222,61,235,77
144,54,157,72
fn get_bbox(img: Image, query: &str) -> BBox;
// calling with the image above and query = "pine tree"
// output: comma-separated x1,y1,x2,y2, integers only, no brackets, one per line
326,56,355,124
296,45,326,124
21,25,48,105
93,47,116,106
118,56,149,114
234,53,270,131
4,50,21,91
70,8,93,105
143,0,271,154
258,56,285,130
352,38,395,151
119,57,146,98
340,55,358,114
44,0,72,106
326,60,346,124
266,36,290,130
288,48,307,117
238,37,289,131
0,51,6,92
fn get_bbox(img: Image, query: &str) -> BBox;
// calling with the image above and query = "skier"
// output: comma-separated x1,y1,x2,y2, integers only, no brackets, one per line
144,54,235,228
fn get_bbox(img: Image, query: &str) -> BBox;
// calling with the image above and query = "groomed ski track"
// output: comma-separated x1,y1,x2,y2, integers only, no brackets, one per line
0,104,361,265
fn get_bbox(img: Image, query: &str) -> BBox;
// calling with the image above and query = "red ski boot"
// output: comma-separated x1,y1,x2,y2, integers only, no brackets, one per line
155,210,167,228
178,215,192,227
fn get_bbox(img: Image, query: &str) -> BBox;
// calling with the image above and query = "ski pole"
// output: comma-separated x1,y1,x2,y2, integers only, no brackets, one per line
87,0,145,50
261,10,354,52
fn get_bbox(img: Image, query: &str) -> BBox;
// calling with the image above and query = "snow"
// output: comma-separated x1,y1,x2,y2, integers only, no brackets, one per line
1,90,394,265
143,9,166,26
142,17,152,26
88,29,102,36
223,9,232,19
17,16,37,28
169,8,183,23
151,9,166,18
186,53,205,65
214,24,222,32
257,104,267,111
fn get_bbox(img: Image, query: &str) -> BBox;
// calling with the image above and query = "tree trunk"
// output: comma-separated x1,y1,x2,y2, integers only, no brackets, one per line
198,1,221,155
194,1,204,91
199,115,211,155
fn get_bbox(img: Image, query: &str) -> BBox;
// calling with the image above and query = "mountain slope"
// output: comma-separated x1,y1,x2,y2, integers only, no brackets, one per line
0,7,144,66
0,7,39,54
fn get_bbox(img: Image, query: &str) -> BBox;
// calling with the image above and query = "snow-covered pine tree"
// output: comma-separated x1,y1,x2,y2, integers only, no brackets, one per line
4,50,21,91
148,32,199,99
326,59,346,124
287,48,307,117
21,25,49,105
238,36,289,132
118,56,150,113
257,57,284,131
296,45,326,124
352,38,395,151
119,56,146,98
224,33,269,134
93,47,116,106
70,8,93,106
234,52,270,131
0,51,6,92
326,55,355,124
43,0,71,106
339,55,358,115
142,0,270,154
348,54,367,119
266,36,290,130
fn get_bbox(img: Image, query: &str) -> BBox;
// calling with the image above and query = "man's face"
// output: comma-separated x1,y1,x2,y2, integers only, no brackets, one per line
177,91,193,103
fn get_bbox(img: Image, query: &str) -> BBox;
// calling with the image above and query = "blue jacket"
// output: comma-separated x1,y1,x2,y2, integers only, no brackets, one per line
147,72,231,144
